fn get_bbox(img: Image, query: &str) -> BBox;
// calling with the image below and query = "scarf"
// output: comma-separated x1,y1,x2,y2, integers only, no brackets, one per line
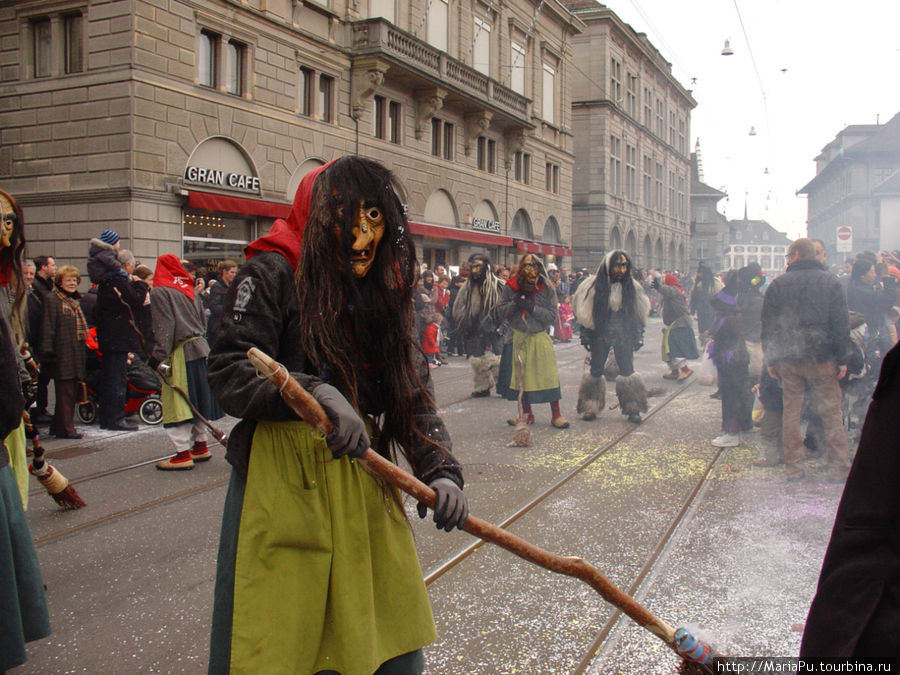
154,254,195,300
54,286,88,341
664,273,685,297
245,160,336,270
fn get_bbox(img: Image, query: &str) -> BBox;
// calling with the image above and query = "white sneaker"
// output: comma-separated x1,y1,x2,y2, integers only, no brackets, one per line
711,433,741,448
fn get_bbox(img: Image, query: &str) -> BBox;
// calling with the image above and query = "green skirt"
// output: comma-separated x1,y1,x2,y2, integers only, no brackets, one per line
0,464,50,670
507,330,562,404
210,421,435,675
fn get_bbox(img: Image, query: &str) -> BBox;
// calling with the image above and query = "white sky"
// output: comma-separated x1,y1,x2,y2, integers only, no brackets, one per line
603,0,900,239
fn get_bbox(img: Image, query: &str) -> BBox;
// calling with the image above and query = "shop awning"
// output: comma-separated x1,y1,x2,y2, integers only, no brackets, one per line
409,222,514,247
186,190,292,219
515,240,573,257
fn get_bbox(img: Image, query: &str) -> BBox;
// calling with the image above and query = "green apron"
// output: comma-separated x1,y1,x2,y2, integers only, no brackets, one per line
230,421,436,674
161,342,193,426
5,420,27,510
510,329,560,394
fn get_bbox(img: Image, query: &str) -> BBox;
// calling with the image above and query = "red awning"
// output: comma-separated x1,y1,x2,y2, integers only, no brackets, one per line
186,190,292,219
409,222,514,247
515,240,573,257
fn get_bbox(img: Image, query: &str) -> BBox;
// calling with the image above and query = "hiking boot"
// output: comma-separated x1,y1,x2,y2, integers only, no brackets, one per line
156,451,195,471
190,441,212,463
677,366,693,380
662,370,679,380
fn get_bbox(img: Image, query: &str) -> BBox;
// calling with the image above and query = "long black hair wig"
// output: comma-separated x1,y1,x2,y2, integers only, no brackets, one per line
591,249,638,322
0,189,27,346
295,156,448,466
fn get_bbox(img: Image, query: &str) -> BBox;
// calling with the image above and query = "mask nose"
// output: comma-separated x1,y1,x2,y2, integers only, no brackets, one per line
352,210,375,253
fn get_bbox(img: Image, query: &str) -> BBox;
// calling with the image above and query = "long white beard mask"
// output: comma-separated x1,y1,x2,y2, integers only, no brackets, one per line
608,282,623,312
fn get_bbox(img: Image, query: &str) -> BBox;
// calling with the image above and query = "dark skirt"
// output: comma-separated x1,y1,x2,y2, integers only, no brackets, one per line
0,464,51,671
668,324,700,360
496,341,514,399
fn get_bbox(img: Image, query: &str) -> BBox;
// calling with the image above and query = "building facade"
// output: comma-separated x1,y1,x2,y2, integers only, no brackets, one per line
563,0,694,273
0,0,582,278
721,217,791,278
799,112,900,264
689,147,727,273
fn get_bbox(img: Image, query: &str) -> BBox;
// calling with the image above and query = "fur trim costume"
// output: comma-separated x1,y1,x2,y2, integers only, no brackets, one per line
452,253,505,395
573,250,650,422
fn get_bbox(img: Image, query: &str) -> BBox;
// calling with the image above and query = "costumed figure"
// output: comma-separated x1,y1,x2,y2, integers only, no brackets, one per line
708,271,753,447
653,272,699,380
0,188,51,670
573,250,650,424
0,189,32,508
207,157,468,674
495,254,569,429
452,253,504,397
148,254,223,470
690,262,718,344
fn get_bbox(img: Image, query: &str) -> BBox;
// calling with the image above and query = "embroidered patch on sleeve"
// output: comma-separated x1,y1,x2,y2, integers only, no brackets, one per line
231,277,257,322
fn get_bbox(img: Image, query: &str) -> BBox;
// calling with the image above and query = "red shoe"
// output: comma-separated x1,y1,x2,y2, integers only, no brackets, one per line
156,450,195,471
190,441,212,463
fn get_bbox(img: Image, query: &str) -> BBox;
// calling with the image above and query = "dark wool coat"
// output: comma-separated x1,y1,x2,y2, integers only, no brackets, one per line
495,279,558,334
847,276,897,340
95,272,143,354
208,251,463,487
800,341,900,659
761,258,850,366
39,290,86,381
205,277,230,347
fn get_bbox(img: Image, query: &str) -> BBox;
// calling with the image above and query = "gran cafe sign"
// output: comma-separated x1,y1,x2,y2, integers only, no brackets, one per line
184,165,261,194
472,217,501,234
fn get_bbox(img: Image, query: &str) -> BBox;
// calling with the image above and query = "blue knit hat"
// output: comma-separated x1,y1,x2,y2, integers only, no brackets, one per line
99,229,119,246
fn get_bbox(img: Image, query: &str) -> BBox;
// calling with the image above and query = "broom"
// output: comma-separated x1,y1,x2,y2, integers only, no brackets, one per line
23,411,86,510
156,369,229,447
246,347,722,672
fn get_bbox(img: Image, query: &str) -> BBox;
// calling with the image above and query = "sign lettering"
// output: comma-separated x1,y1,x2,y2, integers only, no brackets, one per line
472,217,501,234
185,165,260,194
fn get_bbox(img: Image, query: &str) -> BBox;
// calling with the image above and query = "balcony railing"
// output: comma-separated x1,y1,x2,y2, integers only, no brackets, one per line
350,18,530,123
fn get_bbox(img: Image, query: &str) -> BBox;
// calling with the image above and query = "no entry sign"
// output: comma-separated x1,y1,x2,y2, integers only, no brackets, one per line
836,225,852,253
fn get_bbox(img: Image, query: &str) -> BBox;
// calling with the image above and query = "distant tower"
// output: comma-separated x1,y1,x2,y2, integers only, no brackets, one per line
695,138,704,182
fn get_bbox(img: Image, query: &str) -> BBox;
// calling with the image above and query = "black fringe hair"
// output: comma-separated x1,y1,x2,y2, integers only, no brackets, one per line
295,156,446,465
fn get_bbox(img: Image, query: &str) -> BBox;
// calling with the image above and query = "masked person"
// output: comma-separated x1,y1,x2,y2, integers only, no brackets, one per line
452,252,505,397
207,157,468,675
0,188,51,670
573,250,650,424
496,254,569,428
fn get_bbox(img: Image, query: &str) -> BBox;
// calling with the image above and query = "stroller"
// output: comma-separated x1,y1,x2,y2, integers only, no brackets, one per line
77,327,163,426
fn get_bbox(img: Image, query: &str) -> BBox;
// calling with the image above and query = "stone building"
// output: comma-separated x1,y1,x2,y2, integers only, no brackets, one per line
722,216,791,278
563,0,694,272
689,146,727,273
799,111,900,264
0,0,582,278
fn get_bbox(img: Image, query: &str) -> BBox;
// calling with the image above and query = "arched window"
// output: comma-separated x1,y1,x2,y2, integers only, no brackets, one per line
512,208,533,239
423,189,458,226
609,226,622,251
542,216,561,243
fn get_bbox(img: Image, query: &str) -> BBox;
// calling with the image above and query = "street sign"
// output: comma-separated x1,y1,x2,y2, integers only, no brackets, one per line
836,225,852,253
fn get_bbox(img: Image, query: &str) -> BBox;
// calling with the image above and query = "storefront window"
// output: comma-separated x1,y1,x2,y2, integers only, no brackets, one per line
182,210,254,276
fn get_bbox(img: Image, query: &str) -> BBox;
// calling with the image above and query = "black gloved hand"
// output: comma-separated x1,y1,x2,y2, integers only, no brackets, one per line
515,292,535,313
417,478,468,532
312,383,370,459
580,327,594,351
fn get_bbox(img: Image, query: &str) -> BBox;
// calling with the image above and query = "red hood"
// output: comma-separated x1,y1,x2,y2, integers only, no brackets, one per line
506,275,544,293
154,254,195,300
245,160,336,270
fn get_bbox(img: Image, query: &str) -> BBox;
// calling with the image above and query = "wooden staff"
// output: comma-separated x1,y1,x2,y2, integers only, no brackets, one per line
246,346,720,671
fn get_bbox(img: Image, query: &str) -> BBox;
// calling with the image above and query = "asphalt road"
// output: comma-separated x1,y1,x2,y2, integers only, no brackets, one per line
15,317,848,674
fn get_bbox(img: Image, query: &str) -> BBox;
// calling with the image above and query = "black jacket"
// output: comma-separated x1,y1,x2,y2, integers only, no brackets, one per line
205,278,229,348
208,251,463,487
846,276,897,339
761,258,850,365
800,341,900,659
95,272,143,353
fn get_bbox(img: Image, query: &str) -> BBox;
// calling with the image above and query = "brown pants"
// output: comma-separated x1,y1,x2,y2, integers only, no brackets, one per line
51,378,79,436
778,360,849,476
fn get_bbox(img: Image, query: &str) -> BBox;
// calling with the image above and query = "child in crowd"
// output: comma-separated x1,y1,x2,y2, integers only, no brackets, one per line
557,295,574,342
422,312,443,367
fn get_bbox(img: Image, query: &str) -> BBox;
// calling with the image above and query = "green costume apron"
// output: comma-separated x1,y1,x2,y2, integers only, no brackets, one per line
509,329,561,403
4,420,27,509
227,421,435,674
161,342,193,426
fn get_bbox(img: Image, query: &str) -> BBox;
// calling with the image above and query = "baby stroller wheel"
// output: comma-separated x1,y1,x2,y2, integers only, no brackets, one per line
77,396,98,425
139,395,163,425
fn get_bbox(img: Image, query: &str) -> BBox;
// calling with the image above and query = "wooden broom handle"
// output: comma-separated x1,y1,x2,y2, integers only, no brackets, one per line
246,347,677,647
